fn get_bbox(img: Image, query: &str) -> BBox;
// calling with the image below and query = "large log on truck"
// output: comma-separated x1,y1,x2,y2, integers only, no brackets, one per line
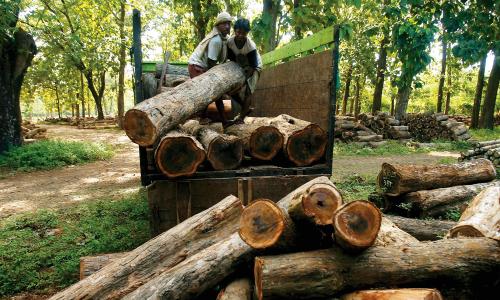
239,176,342,251
124,62,245,146
448,186,500,240
49,195,243,300
377,159,496,196
253,238,500,300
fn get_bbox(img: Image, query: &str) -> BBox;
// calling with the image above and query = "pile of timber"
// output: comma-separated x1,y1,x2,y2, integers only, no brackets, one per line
449,115,471,126
359,112,412,142
53,176,500,300
21,121,47,143
124,62,328,178
460,139,500,167
376,159,498,218
75,117,118,129
402,112,471,142
334,116,386,147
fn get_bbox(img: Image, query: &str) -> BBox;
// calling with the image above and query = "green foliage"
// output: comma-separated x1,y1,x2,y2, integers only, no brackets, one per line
469,127,500,142
0,191,150,296
443,208,461,222
334,174,377,202
0,140,113,171
0,0,20,42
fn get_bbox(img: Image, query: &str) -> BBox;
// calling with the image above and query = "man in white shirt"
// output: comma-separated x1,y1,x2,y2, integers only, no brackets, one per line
226,18,262,123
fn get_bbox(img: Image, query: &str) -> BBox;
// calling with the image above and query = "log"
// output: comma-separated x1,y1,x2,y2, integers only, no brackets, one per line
340,288,443,300
79,253,127,280
403,181,500,218
154,62,190,77
239,176,341,250
24,127,47,139
448,186,500,240
332,201,382,252
217,278,252,300
182,120,243,170
123,232,253,300
385,215,455,241
49,195,243,300
354,134,383,142
268,114,327,166
154,130,206,178
254,238,500,300
377,159,497,196
225,118,284,161
124,62,245,146
373,217,419,247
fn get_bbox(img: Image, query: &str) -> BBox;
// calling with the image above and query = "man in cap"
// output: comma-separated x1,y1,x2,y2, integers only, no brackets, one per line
188,12,233,124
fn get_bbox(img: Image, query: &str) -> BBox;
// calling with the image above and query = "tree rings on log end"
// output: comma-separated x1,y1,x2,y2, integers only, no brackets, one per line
333,201,382,252
123,109,156,146
377,163,400,196
302,183,343,225
239,199,285,249
249,126,284,161
155,136,206,178
207,136,244,170
286,124,327,166
448,225,485,239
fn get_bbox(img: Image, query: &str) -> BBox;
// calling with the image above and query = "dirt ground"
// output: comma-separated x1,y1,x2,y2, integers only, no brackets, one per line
0,124,459,219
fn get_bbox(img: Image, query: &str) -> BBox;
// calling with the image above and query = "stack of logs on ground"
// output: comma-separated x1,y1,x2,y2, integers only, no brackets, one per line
73,117,118,129
460,139,500,167
22,121,47,144
123,62,328,178
49,175,500,299
402,112,471,142
375,159,498,218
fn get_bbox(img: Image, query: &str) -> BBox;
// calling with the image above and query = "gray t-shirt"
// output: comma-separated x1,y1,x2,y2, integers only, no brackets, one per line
188,35,225,69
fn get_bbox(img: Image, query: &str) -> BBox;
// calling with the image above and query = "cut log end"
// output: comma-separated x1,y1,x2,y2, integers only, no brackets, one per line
249,126,284,160
302,183,343,225
155,136,206,178
123,109,156,146
377,163,400,196
333,201,382,251
448,225,484,238
207,136,244,170
239,199,285,249
286,124,327,166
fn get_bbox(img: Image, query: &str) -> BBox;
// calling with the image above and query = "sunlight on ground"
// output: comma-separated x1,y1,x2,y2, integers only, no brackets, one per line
428,151,460,158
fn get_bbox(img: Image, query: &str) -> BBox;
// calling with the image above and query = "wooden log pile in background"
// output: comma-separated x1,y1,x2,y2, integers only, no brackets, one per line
21,121,48,143
334,116,387,147
460,139,500,167
401,112,471,142
359,112,411,142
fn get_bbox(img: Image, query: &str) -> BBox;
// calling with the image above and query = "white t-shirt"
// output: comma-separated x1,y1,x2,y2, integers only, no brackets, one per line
227,36,262,70
188,35,225,69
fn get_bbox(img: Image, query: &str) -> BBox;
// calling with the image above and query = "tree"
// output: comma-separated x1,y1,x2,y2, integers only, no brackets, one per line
116,0,126,127
0,0,37,153
480,53,499,129
252,0,283,52
372,0,390,114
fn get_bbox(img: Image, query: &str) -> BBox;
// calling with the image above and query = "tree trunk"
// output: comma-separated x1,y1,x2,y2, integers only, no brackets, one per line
80,72,85,119
191,0,210,43
402,181,500,218
75,103,80,120
224,118,284,161
444,59,452,115
437,37,447,113
293,0,301,39
395,84,411,120
263,0,280,52
123,62,245,147
124,232,253,300
385,215,455,241
377,159,496,196
49,195,243,300
182,120,243,170
254,238,500,300
154,130,206,178
84,70,106,120
116,0,126,128
471,55,486,129
448,186,500,240
480,53,499,129
0,28,36,153
390,93,395,116
340,289,443,300
342,64,353,115
55,86,61,119
354,75,361,117
79,253,127,280
332,201,382,252
372,29,389,114
239,176,341,251
217,278,252,300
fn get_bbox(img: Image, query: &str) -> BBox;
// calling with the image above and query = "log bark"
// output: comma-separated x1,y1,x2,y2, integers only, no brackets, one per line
340,288,443,300
217,278,252,300
79,253,127,280
123,232,253,300
49,195,243,300
332,201,382,252
403,181,500,218
124,62,245,146
24,127,47,139
182,120,243,170
225,118,284,161
239,176,340,250
377,159,497,196
448,186,500,240
385,215,455,241
154,130,206,178
373,216,419,247
254,238,500,300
